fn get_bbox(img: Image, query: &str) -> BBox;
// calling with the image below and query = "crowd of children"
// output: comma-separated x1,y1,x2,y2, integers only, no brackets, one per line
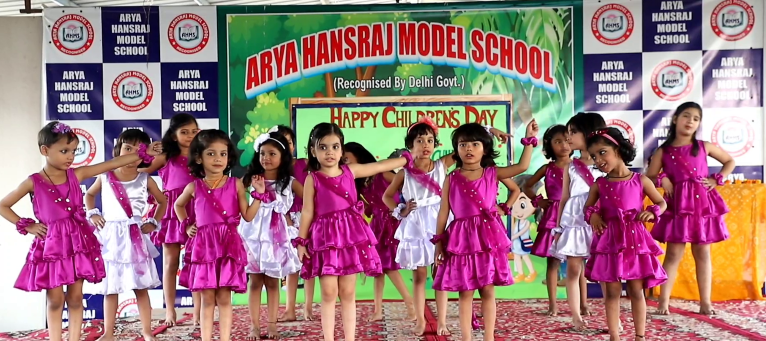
0,101,733,341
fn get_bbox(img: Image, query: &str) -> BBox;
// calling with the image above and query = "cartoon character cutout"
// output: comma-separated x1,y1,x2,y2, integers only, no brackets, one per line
511,192,538,283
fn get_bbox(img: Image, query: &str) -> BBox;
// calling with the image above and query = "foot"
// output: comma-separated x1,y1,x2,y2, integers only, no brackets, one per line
163,309,177,327
572,317,587,331
524,272,538,283
546,307,558,316
581,305,593,316
513,273,527,282
97,335,115,341
278,310,297,322
141,333,158,341
655,304,670,315
557,279,566,287
368,310,384,321
246,326,260,341
263,321,279,339
437,323,451,336
413,321,426,336
699,305,717,315
302,308,315,321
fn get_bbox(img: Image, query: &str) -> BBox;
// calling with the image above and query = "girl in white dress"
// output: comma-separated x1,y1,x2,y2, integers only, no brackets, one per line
84,129,165,341
239,131,303,340
383,117,519,336
550,112,607,330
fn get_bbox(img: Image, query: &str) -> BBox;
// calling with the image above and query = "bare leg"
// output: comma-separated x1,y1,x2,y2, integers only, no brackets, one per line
656,243,685,314
435,290,451,335
199,289,216,341
546,257,561,316
303,277,316,320
604,282,623,341
338,275,358,341
280,273,299,322
412,267,428,336
479,286,496,341
580,271,591,316
565,257,586,329
46,287,66,341
191,292,201,327
162,244,181,326
319,276,339,341
247,274,264,340
134,290,158,341
458,291,474,341
97,294,118,341
264,277,281,338
65,280,85,341
626,280,646,339
691,243,715,315
369,274,385,321
385,270,416,320
216,288,233,341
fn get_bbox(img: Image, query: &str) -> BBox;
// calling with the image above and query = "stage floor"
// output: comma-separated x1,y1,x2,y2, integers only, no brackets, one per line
2,298,765,340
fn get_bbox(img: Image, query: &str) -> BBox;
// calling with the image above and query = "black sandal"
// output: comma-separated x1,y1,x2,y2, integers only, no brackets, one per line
262,321,279,339
636,335,645,339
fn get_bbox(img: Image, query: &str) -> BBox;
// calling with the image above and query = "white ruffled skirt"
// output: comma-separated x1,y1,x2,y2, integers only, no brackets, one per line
549,194,593,261
239,213,301,279
394,199,453,270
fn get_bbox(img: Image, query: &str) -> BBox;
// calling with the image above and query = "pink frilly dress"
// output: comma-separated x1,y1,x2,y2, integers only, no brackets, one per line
288,159,308,227
361,173,402,272
15,169,106,291
179,177,248,293
152,156,195,245
530,162,563,258
650,141,730,244
584,174,667,288
300,165,382,279
432,167,513,292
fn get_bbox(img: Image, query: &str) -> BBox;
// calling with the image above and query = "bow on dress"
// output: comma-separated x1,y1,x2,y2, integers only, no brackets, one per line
673,176,713,217
252,188,290,257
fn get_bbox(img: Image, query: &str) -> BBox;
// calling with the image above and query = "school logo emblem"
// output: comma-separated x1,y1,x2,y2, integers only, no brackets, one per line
711,0,755,41
117,298,139,318
72,128,97,168
168,13,210,54
51,14,95,56
591,4,634,45
606,119,635,145
111,71,154,112
711,116,754,157
651,60,693,101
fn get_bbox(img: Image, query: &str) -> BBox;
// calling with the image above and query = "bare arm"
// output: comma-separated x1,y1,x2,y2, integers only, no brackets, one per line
239,179,262,222
434,176,452,236
382,171,405,211
440,128,510,169
298,175,316,239
583,182,600,211
138,154,167,174
645,148,664,182
641,175,667,214
500,178,521,207
147,177,167,222
705,142,736,177
348,157,408,179
76,142,161,181
174,182,195,222
382,171,396,183
0,178,34,224
85,176,102,211
555,168,571,229
522,164,547,199
291,180,304,199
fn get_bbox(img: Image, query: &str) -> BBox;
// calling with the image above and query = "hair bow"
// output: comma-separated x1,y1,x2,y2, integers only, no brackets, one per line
409,115,439,135
52,122,72,134
267,126,279,134
253,133,271,152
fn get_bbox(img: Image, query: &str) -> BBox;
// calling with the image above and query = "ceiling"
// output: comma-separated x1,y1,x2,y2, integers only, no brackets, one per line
0,0,472,17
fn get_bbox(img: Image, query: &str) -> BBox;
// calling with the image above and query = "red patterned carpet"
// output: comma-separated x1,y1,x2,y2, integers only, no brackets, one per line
1,299,765,340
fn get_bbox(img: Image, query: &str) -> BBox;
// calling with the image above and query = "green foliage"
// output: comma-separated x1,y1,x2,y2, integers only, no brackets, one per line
237,92,290,166
284,14,336,36
227,15,284,65
394,64,434,95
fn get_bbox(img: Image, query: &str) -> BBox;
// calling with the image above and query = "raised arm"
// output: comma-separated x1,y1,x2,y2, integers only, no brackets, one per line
348,156,408,179
138,154,167,174
382,171,405,211
240,178,264,222
76,141,162,181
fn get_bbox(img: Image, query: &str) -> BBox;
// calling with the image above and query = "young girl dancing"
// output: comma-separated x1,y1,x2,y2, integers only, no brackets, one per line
240,131,303,339
431,122,536,341
523,124,572,316
141,113,201,326
293,122,412,341
549,112,607,330
174,129,261,341
645,102,733,315
0,122,161,341
583,127,668,341
84,129,165,341
274,125,316,322
344,142,415,321
383,116,515,336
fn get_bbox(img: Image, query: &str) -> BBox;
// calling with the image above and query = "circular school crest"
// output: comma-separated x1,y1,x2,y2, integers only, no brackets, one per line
168,13,210,54
591,4,634,45
117,298,139,317
651,60,694,101
51,14,95,56
111,71,154,112
710,116,754,157
606,118,635,145
711,0,755,41
72,128,97,168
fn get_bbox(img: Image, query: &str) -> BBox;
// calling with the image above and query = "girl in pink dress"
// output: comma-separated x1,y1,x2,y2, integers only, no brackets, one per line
523,124,572,316
293,122,411,341
141,113,201,326
645,102,733,315
432,122,538,341
174,129,262,341
273,125,316,322
583,128,668,341
344,142,415,321
0,122,161,341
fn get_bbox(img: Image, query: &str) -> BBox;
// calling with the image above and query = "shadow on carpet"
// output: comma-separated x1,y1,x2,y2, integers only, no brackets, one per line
2,299,765,340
